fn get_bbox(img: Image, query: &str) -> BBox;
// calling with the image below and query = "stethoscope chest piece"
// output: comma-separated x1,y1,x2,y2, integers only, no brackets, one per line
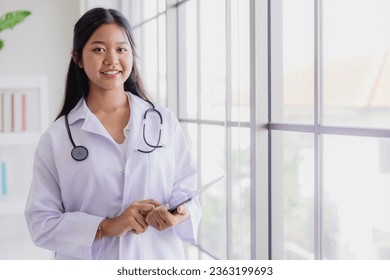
65,114,89,161
71,146,89,161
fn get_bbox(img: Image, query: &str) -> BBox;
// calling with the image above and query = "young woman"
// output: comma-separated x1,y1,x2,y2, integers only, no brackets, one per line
25,7,201,260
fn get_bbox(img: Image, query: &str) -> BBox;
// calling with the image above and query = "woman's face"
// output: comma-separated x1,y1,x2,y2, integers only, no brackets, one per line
79,23,133,94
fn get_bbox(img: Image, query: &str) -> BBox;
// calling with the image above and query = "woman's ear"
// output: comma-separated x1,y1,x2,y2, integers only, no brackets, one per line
72,53,83,68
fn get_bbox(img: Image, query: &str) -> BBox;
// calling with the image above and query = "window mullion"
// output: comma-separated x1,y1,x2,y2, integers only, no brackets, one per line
225,0,233,260
196,0,202,260
251,0,269,260
166,0,178,113
314,0,324,260
268,0,283,260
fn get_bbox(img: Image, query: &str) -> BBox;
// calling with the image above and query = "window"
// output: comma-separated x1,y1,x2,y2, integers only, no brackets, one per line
177,0,251,259
133,0,252,259
270,0,390,259
130,0,390,259
129,0,167,106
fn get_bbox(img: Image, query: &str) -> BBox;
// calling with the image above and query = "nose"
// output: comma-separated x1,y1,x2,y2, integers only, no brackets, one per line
103,51,119,66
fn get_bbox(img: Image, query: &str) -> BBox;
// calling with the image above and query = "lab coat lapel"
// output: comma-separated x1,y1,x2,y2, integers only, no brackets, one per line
82,109,112,140
68,98,113,140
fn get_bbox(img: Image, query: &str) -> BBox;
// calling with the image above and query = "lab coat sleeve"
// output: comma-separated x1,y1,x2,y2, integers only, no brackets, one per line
171,120,202,243
24,133,104,259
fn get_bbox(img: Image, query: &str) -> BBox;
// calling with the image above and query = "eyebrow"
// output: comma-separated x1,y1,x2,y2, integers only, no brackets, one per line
90,40,130,45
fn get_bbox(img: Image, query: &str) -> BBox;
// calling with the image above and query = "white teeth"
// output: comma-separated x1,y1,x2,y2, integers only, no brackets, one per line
103,71,119,75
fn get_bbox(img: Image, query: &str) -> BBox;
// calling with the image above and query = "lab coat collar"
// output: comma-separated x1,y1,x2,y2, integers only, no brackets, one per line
67,93,149,124
127,92,150,129
66,92,150,147
66,98,87,125
66,98,110,139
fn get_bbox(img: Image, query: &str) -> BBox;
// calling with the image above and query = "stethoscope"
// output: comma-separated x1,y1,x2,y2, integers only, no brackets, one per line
65,99,164,161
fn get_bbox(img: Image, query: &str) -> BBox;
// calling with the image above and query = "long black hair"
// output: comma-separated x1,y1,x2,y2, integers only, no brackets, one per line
56,7,148,120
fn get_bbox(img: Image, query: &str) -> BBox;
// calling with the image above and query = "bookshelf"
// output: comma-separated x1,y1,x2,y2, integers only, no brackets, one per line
0,75,52,259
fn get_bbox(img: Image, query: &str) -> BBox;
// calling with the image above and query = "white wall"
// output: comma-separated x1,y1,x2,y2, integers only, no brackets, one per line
0,0,80,122
80,0,122,13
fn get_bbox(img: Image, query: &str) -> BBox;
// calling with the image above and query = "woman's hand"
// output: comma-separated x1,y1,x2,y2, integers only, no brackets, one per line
145,204,189,231
97,199,161,239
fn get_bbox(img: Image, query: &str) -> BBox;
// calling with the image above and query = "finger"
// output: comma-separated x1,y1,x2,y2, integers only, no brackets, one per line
155,207,170,228
130,223,143,234
157,205,169,218
146,213,160,229
134,214,148,231
138,199,162,207
176,205,188,215
153,209,170,230
130,218,145,234
127,213,146,234
137,203,157,213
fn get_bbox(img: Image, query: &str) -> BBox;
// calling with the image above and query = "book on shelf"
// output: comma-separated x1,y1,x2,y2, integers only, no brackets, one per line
1,93,13,132
12,93,27,132
1,92,28,132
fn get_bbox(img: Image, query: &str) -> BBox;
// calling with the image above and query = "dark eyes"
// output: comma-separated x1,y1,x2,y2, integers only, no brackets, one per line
93,47,105,53
92,47,128,53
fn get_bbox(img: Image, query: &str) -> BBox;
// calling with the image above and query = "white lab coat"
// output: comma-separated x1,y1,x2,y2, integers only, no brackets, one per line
25,93,201,259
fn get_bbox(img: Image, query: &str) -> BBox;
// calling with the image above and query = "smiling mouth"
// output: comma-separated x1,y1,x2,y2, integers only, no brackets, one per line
101,70,121,76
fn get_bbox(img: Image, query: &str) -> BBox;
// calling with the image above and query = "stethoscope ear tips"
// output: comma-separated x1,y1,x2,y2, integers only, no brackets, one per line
71,146,89,161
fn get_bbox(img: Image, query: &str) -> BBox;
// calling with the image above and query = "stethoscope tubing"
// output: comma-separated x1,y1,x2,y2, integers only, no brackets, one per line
64,114,77,148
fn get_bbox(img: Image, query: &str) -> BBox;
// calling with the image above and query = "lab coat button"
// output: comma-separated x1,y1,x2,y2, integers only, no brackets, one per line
116,164,124,172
